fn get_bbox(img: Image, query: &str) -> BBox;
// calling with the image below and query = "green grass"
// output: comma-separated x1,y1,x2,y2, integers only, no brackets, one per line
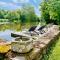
42,37,60,60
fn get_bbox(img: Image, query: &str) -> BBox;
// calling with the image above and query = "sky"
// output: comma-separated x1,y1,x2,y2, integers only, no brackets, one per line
0,0,42,16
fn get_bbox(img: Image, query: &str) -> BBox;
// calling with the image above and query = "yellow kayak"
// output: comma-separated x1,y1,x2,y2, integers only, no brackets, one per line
0,42,11,53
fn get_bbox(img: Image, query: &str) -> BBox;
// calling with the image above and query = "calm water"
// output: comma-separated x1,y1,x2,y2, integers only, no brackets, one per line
0,22,38,41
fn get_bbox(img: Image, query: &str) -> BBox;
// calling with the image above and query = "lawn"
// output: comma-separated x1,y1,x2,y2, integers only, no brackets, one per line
42,37,60,60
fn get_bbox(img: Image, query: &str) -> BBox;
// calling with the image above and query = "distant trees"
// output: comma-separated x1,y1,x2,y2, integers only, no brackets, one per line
20,5,38,23
0,9,21,23
0,5,39,23
41,0,60,25
5,10,20,22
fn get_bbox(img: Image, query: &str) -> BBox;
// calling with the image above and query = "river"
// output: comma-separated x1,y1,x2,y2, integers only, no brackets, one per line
0,22,38,41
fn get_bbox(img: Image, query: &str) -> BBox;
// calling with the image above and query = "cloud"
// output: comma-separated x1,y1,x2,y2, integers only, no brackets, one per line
13,0,29,3
0,1,7,6
0,1,21,10
0,1,18,7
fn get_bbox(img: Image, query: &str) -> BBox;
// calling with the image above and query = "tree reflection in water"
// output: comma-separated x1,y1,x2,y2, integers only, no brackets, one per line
0,22,38,41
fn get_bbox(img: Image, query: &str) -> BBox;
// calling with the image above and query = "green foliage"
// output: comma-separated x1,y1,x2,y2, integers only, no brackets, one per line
20,5,38,23
41,1,50,24
0,19,9,22
41,0,60,25
0,5,39,23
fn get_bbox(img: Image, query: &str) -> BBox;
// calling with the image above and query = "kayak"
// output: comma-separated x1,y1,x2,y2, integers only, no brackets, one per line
0,41,11,53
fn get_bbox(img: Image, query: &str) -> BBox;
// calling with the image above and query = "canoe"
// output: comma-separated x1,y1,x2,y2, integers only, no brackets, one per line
11,32,31,38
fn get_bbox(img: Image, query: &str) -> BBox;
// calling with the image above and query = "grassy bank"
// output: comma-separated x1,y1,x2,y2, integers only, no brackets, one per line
42,37,60,60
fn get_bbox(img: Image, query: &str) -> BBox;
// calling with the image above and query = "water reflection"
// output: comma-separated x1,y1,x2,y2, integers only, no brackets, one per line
0,30,14,41
0,22,38,41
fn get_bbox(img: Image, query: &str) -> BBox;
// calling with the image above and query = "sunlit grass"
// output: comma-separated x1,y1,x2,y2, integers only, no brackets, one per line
42,37,60,60
48,37,60,60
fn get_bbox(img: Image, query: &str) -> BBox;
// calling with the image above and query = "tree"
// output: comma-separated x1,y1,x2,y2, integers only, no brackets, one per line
20,4,38,23
0,10,5,18
4,10,21,23
0,4,39,24
41,0,60,25
41,0,50,24
48,0,60,24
